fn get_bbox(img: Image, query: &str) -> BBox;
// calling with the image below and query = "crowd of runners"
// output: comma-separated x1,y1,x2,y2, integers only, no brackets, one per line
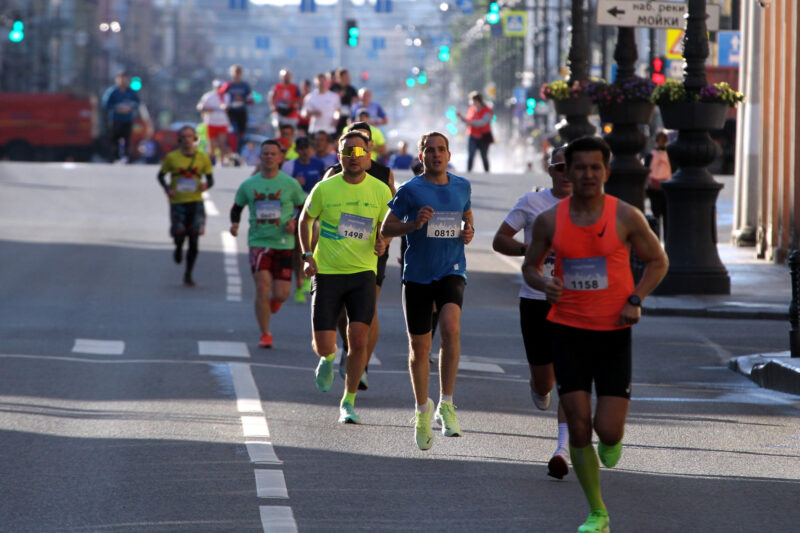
156,74,669,531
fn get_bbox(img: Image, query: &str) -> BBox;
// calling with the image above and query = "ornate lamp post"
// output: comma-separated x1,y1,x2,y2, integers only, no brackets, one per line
555,0,595,141
655,0,731,294
600,27,654,211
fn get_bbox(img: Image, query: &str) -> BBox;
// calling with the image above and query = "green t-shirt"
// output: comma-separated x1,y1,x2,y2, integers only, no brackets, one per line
370,125,385,161
234,170,307,249
160,149,213,204
304,173,392,274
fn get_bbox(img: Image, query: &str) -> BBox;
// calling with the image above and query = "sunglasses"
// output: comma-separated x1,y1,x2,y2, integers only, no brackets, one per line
549,162,566,170
340,146,368,158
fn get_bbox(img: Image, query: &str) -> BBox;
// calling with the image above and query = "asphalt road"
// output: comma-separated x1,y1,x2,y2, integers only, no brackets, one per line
0,162,798,532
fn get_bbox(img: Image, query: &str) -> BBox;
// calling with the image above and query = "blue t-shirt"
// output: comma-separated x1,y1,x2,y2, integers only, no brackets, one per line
388,153,414,170
351,102,387,122
102,86,139,123
281,157,326,193
388,173,472,283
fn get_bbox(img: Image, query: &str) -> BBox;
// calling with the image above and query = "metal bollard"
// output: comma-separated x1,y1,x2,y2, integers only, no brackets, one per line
789,250,800,357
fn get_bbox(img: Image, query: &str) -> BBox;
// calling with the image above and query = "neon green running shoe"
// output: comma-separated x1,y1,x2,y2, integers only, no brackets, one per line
314,357,334,392
302,277,311,293
338,402,360,424
434,401,462,437
598,441,622,468
577,510,610,533
294,288,307,303
414,399,434,450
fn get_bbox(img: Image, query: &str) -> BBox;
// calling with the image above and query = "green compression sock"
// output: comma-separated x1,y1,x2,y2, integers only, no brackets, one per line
598,440,623,468
570,444,606,512
341,391,357,406
325,352,336,362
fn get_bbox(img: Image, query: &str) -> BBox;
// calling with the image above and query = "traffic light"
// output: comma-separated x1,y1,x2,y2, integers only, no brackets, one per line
345,19,359,47
8,20,24,42
417,71,427,85
130,76,142,91
651,56,666,85
525,97,536,116
438,45,450,62
406,77,416,88
486,2,500,24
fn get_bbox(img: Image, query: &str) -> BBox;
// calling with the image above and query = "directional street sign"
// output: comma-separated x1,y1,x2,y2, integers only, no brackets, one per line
502,11,526,37
717,31,741,67
597,0,720,32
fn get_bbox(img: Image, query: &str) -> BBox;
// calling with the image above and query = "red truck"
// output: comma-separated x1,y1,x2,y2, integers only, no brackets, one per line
0,92,152,162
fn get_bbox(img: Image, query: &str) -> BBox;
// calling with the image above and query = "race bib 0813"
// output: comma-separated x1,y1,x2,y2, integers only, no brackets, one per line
426,211,461,239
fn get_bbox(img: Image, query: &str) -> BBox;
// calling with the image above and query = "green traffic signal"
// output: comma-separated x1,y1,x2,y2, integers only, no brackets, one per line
438,45,450,62
8,20,24,42
417,72,427,85
487,3,500,24
130,76,142,91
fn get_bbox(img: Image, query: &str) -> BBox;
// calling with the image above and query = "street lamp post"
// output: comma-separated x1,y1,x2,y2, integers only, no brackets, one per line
555,0,595,142
655,0,731,294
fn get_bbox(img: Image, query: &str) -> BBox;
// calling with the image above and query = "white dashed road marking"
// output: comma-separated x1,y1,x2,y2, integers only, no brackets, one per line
259,506,298,533
459,361,505,374
255,469,289,499
72,339,125,355
246,442,282,464
241,415,270,438
198,341,250,358
222,232,243,302
203,192,219,216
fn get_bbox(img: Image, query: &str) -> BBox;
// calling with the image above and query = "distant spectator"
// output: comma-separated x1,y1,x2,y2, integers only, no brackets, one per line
645,131,671,236
102,71,140,162
301,73,340,136
335,68,359,134
351,88,387,126
355,108,386,162
388,141,414,170
219,64,254,153
270,68,301,128
297,79,312,135
197,79,230,165
457,91,493,172
313,130,338,169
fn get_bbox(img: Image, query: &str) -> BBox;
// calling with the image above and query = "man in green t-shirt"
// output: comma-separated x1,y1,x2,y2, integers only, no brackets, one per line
298,130,392,424
157,125,214,287
230,140,307,349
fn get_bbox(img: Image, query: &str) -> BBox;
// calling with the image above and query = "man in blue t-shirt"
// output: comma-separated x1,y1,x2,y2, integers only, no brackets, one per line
220,64,253,154
388,141,414,170
102,71,140,162
381,131,474,451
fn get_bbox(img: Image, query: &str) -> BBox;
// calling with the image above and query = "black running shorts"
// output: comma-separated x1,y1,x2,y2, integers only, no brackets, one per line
376,245,390,287
311,271,376,331
519,298,553,367
402,275,466,335
550,323,632,399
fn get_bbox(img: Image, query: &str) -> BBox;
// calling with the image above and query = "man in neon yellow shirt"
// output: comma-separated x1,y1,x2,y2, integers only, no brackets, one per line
157,125,214,287
298,130,392,424
230,140,307,349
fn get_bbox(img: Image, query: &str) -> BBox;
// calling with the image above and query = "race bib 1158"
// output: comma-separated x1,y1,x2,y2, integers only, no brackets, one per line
563,256,608,291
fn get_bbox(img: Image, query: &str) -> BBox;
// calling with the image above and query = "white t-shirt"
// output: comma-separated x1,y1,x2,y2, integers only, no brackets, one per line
197,90,229,126
503,188,561,300
302,90,340,134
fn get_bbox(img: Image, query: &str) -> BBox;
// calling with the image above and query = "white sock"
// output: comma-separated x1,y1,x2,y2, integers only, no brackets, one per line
440,394,453,405
416,400,430,413
556,423,569,452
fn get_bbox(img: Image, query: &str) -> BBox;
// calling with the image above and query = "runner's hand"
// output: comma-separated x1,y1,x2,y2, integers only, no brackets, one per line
461,221,474,245
168,189,176,199
545,277,563,304
230,223,239,237
303,256,318,277
285,219,296,234
374,238,387,256
616,303,641,326
415,206,434,229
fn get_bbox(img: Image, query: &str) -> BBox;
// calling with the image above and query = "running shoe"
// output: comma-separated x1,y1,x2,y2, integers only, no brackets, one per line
434,401,462,437
258,333,273,349
358,367,368,391
338,402,360,424
293,288,307,303
183,273,195,287
338,347,347,379
314,357,334,392
598,441,622,468
531,389,551,410
414,398,434,450
546,449,569,479
302,277,311,293
173,245,183,264
577,510,610,533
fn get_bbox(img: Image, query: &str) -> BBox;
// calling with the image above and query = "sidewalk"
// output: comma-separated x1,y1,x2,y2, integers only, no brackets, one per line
643,242,800,396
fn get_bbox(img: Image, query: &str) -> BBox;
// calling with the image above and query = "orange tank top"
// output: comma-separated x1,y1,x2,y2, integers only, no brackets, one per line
547,195,634,331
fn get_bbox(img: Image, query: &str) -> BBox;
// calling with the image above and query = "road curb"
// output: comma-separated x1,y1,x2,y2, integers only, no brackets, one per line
729,352,800,396
643,307,788,321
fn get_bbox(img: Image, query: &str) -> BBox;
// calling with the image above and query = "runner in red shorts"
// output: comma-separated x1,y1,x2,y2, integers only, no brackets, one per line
230,140,307,348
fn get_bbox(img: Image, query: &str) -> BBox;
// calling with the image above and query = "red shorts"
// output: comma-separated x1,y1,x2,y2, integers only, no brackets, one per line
249,247,293,281
206,124,229,143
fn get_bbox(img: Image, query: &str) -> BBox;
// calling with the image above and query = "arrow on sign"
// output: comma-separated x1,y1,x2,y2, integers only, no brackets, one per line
607,6,625,18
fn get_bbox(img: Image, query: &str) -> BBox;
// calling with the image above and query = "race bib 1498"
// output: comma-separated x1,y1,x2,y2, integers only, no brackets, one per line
338,212,373,240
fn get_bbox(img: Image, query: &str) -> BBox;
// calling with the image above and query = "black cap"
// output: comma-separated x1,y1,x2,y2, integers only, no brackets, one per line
347,121,372,141
355,107,370,118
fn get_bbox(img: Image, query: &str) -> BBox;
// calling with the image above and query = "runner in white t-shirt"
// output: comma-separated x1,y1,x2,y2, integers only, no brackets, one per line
197,80,231,164
492,146,573,479
301,73,341,135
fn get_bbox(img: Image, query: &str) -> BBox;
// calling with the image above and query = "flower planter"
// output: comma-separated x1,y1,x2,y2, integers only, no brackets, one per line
658,102,729,131
598,101,655,125
553,95,597,117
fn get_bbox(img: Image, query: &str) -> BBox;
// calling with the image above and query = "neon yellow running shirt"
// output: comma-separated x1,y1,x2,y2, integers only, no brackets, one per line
304,173,392,274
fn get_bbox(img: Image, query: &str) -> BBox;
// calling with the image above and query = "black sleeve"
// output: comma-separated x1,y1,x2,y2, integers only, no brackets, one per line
157,172,169,193
230,203,244,224
205,173,214,190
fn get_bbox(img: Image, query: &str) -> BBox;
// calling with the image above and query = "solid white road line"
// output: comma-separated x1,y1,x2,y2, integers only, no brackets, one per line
230,363,263,413
259,506,297,533
198,341,250,358
255,469,289,499
458,361,505,374
72,339,125,355
221,231,238,254
203,192,219,216
369,354,382,365
242,415,270,438
246,442,283,464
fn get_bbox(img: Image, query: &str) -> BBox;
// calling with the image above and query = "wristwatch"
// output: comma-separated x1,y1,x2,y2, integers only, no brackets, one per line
302,251,313,260
519,245,527,255
627,295,642,307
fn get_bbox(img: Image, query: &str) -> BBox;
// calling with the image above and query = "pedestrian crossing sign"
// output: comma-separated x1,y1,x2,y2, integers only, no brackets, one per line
502,11,526,37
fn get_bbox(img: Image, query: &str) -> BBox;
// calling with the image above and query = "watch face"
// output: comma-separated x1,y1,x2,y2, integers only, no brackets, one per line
628,295,641,306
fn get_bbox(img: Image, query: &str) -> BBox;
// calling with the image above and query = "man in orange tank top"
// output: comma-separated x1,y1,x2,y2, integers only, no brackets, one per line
522,136,668,533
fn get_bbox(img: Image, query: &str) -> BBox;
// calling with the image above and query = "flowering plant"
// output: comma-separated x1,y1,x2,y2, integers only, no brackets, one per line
651,79,745,108
588,77,656,106
540,79,602,101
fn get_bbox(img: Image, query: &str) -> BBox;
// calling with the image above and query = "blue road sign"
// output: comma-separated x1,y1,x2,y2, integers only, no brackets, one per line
717,31,741,67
